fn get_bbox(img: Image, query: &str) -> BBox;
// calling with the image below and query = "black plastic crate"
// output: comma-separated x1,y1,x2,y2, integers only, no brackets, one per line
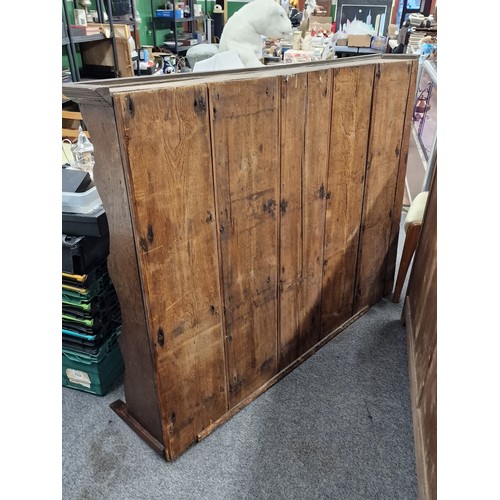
62,234,109,275
62,205,109,238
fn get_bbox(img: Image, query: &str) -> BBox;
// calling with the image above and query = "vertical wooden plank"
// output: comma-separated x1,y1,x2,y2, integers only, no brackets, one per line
384,60,419,295
404,168,437,500
299,69,332,350
79,103,164,447
113,85,227,460
414,257,437,403
354,61,413,311
408,172,437,407
278,73,307,369
321,64,375,336
278,70,331,368
419,346,437,500
209,78,280,407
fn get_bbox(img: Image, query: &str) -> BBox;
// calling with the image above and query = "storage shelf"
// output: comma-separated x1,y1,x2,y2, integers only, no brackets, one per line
111,19,137,26
71,33,107,43
153,15,209,23
63,0,136,81
150,0,210,58
162,44,190,53
162,41,208,53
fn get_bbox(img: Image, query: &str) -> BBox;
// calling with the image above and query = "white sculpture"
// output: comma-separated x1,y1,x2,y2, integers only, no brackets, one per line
219,0,293,68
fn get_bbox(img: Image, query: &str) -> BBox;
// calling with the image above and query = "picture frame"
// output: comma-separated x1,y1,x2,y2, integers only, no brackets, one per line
337,2,390,36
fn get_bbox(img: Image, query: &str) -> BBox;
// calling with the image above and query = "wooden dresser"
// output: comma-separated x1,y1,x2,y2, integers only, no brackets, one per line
63,54,418,461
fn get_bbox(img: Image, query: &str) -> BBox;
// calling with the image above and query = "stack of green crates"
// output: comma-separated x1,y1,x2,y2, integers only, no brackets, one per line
62,264,124,396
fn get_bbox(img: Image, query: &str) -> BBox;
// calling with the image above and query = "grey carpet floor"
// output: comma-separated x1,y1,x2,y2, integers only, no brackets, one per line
62,212,417,500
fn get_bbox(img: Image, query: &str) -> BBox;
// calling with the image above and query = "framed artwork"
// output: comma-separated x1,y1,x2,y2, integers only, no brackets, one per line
337,1,391,35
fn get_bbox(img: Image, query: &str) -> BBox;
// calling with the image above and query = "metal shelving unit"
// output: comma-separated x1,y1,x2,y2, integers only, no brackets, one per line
107,0,141,75
149,0,209,53
62,0,120,81
107,1,141,59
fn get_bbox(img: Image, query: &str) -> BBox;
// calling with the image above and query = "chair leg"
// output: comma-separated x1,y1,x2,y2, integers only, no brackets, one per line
392,223,421,303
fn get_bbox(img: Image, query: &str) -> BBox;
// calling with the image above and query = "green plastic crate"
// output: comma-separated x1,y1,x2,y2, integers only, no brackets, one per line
62,329,124,396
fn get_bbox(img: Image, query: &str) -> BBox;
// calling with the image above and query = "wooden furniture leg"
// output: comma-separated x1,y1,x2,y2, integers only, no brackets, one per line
392,222,421,303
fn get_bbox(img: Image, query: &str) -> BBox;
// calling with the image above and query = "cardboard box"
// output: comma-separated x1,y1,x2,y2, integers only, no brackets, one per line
347,34,372,48
336,38,348,46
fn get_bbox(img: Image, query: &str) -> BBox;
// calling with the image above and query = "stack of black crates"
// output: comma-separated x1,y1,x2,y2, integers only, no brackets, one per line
62,168,124,396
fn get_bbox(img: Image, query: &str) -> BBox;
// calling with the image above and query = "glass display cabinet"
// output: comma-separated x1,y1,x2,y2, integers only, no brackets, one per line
412,58,437,191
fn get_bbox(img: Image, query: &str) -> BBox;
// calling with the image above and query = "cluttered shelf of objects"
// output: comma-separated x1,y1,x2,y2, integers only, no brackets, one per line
137,0,436,76
147,0,394,73
61,1,436,78
61,1,436,82
389,11,437,60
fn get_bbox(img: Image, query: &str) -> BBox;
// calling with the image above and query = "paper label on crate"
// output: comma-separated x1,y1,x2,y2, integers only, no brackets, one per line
66,368,91,388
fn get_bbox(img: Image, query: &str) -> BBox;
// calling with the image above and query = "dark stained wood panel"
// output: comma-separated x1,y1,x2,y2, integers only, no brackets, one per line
321,64,375,336
408,174,436,408
419,346,437,500
355,61,413,311
79,103,164,446
414,258,437,404
278,73,308,369
209,78,280,407
404,169,437,499
113,86,227,460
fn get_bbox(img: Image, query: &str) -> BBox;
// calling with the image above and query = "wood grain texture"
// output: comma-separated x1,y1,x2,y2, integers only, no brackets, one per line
209,78,280,407
385,59,419,295
71,58,418,461
299,69,332,350
110,400,165,456
404,301,429,500
321,64,375,336
354,61,413,311
113,86,227,460
408,174,436,407
404,170,437,500
278,73,307,369
419,346,436,500
78,103,164,446
278,70,332,367
414,260,437,405
198,305,369,442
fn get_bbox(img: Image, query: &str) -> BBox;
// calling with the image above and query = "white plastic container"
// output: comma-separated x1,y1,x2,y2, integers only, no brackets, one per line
62,186,102,214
